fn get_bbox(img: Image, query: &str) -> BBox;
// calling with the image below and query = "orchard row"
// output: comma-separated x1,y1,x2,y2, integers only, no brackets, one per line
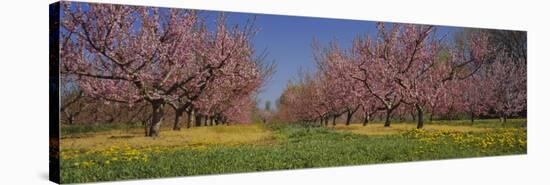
59,3,273,137
276,23,526,128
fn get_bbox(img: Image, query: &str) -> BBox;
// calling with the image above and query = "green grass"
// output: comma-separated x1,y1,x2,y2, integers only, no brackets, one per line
59,120,526,184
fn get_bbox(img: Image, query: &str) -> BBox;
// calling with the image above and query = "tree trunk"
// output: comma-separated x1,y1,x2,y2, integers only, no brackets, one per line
332,115,337,127
173,108,183,130
384,109,392,127
362,114,370,126
429,114,433,122
173,112,181,130
186,110,192,129
499,111,507,123
65,110,75,125
147,101,165,137
324,116,329,127
345,110,354,126
143,114,151,136
416,104,424,129
195,114,202,127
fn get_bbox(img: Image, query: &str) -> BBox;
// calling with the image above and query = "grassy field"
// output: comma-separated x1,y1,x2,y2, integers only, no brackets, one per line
59,119,527,183
61,124,274,150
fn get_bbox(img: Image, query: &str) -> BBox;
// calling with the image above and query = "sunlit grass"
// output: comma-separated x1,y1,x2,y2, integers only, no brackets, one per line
334,122,488,136
437,118,527,128
60,124,274,150
333,119,526,136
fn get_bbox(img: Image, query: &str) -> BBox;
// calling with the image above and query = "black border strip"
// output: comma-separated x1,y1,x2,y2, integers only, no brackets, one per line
49,1,61,184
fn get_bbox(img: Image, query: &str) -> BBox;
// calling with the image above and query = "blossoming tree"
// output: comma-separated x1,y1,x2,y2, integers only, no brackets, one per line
60,2,261,136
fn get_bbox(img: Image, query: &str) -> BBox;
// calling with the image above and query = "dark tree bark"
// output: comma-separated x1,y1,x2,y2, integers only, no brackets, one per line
384,109,393,127
362,115,370,126
173,108,184,130
416,104,424,129
348,106,360,126
143,114,151,136
383,102,402,127
410,110,416,121
147,101,165,137
186,109,193,128
195,114,202,127
173,112,181,130
345,110,354,126
62,109,82,125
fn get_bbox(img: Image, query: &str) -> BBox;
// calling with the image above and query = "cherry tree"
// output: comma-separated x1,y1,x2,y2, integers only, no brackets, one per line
221,97,257,124
487,53,527,123
277,83,305,122
308,76,332,125
314,42,363,126
399,27,491,129
350,24,406,127
276,71,328,125
192,59,264,125
350,23,492,128
281,23,519,129
60,2,257,136
59,75,88,125
459,71,494,123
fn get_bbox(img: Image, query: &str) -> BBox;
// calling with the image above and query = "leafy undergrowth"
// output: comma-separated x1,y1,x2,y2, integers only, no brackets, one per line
59,122,526,184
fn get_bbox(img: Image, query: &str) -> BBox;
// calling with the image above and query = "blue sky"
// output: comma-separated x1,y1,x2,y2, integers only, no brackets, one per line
217,13,377,110
203,11,461,110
